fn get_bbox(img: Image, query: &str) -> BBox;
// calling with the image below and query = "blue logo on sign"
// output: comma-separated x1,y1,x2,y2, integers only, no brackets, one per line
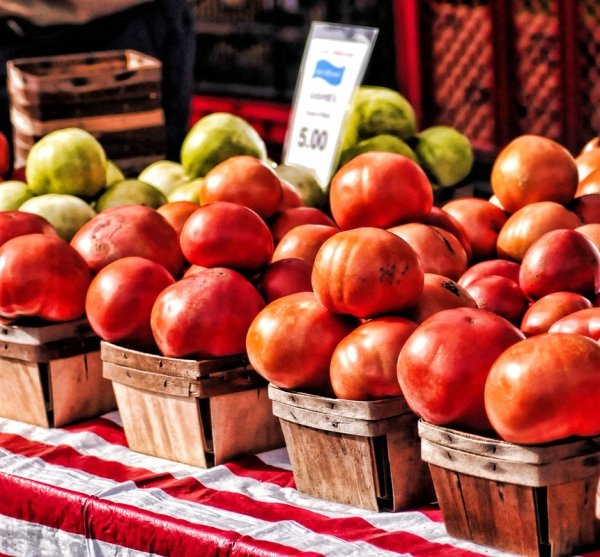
313,60,345,86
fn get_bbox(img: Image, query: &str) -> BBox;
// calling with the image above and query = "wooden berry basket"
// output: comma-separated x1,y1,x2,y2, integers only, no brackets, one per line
268,384,434,511
101,342,284,468
0,318,115,428
7,49,165,175
419,421,600,557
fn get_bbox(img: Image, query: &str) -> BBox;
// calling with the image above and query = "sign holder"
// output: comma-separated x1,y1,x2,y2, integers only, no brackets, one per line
282,22,378,189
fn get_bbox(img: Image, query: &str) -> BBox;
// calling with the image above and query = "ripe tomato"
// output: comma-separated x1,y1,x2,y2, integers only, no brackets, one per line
458,258,521,288
312,227,424,318
71,205,185,277
0,211,58,247
442,197,508,262
85,256,175,350
0,234,91,321
576,223,600,251
496,201,582,261
0,131,9,177
491,134,578,213
397,307,525,432
405,273,477,323
200,155,282,219
580,136,600,155
257,258,313,303
278,178,304,210
271,224,338,265
576,167,600,197
330,317,417,400
388,223,468,281
417,206,473,262
269,206,336,245
519,229,600,300
575,149,600,183
180,201,273,273
520,292,592,336
151,267,266,358
548,307,600,340
570,193,600,223
464,275,529,324
329,152,433,229
246,291,358,394
156,201,199,236
485,333,600,444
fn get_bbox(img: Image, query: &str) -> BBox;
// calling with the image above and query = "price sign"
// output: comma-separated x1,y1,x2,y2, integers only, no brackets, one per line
283,22,378,189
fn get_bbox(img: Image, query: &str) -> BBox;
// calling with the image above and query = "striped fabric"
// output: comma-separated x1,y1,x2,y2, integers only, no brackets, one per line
0,412,592,557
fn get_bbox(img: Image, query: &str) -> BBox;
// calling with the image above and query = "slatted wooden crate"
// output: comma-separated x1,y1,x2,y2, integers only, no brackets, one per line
0,318,115,428
101,342,284,468
419,421,600,556
7,49,165,176
268,384,434,511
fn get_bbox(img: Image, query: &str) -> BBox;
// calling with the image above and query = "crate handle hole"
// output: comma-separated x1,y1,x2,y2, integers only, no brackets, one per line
71,77,89,87
115,71,136,82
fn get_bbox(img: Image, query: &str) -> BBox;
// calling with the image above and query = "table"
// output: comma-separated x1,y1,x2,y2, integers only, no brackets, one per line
0,411,596,557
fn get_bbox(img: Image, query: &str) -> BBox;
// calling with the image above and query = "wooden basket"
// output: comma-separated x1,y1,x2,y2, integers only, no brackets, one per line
101,342,284,468
268,384,434,511
7,49,165,175
0,318,115,428
419,421,600,556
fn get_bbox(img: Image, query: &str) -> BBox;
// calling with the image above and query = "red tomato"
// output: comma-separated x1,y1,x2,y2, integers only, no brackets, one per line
156,201,199,236
85,256,175,350
520,292,593,336
580,136,600,155
71,205,185,277
485,333,600,444
576,223,600,251
329,152,433,229
200,155,282,219
519,229,600,300
330,317,418,400
269,207,336,245
576,167,600,197
575,149,600,183
397,307,525,432
271,224,338,265
246,291,358,394
278,178,304,210
180,201,273,273
388,223,468,281
442,197,508,262
464,275,529,325
417,206,473,262
491,134,578,213
151,267,266,358
0,234,91,321
548,307,600,341
0,131,9,177
496,201,581,261
458,258,521,288
405,273,477,323
312,227,424,318
571,194,600,224
0,211,58,247
257,258,313,303
183,264,208,278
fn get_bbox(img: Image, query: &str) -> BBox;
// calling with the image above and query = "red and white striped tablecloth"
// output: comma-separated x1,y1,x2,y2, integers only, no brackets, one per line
0,411,596,557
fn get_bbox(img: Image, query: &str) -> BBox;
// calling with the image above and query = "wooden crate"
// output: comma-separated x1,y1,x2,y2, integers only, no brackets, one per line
101,342,284,468
7,49,165,175
0,318,115,428
268,385,434,511
419,421,600,557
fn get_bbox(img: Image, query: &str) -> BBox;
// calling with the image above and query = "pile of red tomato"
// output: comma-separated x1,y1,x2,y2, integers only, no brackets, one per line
1,133,600,449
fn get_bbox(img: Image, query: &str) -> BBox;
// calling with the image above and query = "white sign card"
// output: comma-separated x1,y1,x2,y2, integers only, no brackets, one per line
283,22,378,188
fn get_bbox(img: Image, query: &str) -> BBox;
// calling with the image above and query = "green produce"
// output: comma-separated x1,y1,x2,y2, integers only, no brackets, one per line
181,112,267,179
274,163,326,208
337,134,418,169
167,178,202,203
0,181,34,210
138,160,188,196
19,193,96,241
106,160,125,186
25,127,107,197
95,179,167,211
